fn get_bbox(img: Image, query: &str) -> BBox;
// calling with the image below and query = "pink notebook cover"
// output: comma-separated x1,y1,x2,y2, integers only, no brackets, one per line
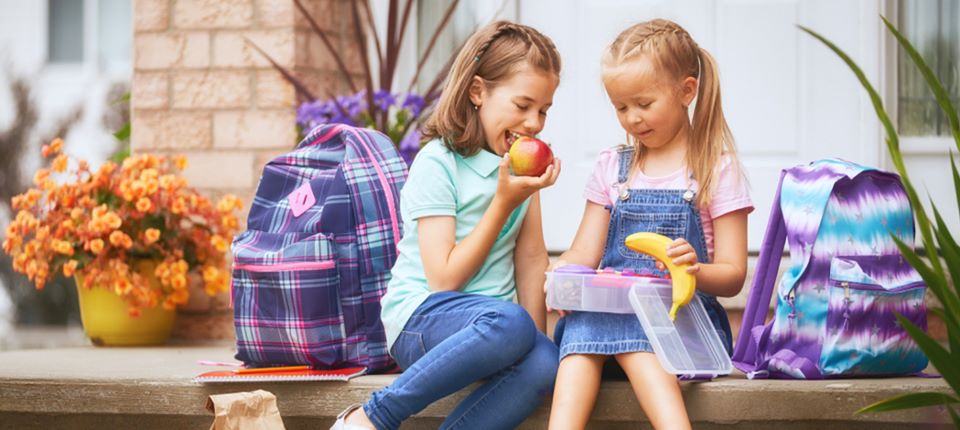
193,367,367,383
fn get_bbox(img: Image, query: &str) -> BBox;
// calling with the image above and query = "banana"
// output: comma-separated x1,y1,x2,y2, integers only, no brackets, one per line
623,232,696,321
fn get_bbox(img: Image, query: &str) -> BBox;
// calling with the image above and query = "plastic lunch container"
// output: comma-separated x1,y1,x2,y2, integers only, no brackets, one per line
546,265,732,376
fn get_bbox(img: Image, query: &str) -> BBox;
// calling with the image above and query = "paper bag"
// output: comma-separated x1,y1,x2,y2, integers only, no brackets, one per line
206,389,286,430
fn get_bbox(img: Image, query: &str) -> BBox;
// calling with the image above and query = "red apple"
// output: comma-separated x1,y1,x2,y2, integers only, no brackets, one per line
508,136,554,177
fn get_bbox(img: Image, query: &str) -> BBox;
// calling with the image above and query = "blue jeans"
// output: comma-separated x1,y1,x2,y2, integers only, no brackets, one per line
363,291,558,430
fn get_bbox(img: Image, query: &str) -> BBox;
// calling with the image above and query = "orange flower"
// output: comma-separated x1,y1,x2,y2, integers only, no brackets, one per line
109,231,133,249
135,197,152,213
115,277,133,295
144,228,161,245
171,288,189,304
173,155,188,170
90,239,104,254
103,212,122,229
41,138,63,157
217,195,243,213
170,274,187,290
52,239,74,256
221,215,239,230
171,198,187,214
52,154,69,173
62,260,79,277
33,169,50,187
202,265,220,282
210,235,228,253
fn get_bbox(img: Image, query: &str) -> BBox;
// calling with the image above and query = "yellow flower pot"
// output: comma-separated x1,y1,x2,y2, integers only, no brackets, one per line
74,262,176,346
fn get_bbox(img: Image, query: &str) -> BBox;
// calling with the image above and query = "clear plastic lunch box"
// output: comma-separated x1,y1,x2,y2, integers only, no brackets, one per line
546,266,732,376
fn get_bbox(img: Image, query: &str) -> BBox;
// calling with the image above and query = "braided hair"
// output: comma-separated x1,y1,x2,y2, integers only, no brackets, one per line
422,21,562,157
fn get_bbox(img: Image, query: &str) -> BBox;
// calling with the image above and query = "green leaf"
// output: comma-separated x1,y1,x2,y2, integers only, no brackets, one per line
856,391,958,414
897,314,960,396
929,307,960,360
933,206,960,302
893,236,957,319
113,122,130,142
882,16,960,151
109,147,130,163
953,154,960,231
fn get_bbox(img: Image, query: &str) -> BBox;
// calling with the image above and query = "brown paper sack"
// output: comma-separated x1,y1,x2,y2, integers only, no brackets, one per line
206,389,286,430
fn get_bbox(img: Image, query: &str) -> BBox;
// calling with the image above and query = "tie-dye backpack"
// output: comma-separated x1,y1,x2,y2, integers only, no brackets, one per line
231,124,406,372
732,159,928,379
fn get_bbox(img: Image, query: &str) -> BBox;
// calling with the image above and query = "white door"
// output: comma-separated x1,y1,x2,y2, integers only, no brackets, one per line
521,0,889,252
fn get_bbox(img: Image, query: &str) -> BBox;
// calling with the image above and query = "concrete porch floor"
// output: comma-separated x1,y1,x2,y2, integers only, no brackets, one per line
0,343,953,429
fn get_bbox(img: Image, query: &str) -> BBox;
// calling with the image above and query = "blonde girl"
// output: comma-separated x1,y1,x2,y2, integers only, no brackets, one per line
332,20,563,430
548,19,753,430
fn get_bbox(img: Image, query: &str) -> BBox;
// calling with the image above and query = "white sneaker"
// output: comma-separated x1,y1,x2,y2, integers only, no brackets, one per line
329,403,370,430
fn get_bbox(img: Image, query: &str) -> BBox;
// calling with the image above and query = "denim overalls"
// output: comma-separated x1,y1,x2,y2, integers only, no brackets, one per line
555,145,733,359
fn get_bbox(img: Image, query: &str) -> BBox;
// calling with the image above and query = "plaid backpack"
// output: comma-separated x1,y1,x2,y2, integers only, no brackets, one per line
732,159,928,379
231,124,406,372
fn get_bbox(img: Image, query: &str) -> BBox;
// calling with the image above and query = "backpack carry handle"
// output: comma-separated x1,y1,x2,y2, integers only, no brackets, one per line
731,170,787,374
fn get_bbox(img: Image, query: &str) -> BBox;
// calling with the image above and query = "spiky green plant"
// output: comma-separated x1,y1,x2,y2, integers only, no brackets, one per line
799,16,960,427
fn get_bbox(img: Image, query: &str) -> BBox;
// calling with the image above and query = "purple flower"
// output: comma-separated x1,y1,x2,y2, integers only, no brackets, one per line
295,89,436,161
398,129,422,166
373,90,396,112
401,94,425,118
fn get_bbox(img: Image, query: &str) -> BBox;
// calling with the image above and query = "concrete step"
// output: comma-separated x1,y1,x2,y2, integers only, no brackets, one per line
0,344,952,429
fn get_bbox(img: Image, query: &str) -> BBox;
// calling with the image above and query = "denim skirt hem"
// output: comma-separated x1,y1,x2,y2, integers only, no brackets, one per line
559,340,653,360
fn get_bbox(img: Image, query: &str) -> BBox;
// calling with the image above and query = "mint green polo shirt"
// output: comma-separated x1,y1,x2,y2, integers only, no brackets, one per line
380,139,530,350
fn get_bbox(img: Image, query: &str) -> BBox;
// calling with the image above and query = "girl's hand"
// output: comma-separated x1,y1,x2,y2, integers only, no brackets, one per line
655,238,701,275
494,154,561,210
544,259,571,317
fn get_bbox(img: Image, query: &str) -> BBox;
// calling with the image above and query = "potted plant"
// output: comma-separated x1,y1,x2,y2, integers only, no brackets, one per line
2,138,243,346
801,17,959,425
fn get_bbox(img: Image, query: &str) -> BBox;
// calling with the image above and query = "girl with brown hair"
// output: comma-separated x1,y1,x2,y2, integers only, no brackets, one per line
332,20,563,430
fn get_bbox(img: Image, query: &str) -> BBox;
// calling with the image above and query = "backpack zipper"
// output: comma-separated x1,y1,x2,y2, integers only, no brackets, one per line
234,260,335,272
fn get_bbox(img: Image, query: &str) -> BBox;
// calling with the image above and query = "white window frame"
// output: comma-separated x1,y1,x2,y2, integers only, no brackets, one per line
44,0,131,80
881,0,956,161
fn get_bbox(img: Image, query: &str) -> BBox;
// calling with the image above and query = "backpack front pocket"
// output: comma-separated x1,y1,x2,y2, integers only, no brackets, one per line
820,255,927,377
232,231,342,367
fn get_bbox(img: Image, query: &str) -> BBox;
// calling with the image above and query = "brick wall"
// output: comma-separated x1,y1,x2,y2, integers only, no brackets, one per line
131,0,361,339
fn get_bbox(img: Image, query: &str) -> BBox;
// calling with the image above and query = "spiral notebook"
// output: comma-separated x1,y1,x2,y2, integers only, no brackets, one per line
193,366,367,383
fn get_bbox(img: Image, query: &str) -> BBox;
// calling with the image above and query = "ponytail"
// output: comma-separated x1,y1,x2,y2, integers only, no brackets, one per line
688,48,738,208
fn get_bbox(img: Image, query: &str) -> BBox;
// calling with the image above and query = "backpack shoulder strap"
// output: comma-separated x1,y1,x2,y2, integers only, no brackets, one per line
342,126,405,273
732,170,787,373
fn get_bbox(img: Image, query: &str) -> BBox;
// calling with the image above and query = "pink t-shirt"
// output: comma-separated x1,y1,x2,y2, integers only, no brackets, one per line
584,147,754,260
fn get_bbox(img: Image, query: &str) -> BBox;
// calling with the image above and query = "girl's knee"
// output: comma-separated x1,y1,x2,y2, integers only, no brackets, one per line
477,302,537,351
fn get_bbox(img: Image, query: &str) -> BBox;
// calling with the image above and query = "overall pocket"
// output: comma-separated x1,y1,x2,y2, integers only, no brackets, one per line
232,231,342,367
820,255,927,377
616,210,687,261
